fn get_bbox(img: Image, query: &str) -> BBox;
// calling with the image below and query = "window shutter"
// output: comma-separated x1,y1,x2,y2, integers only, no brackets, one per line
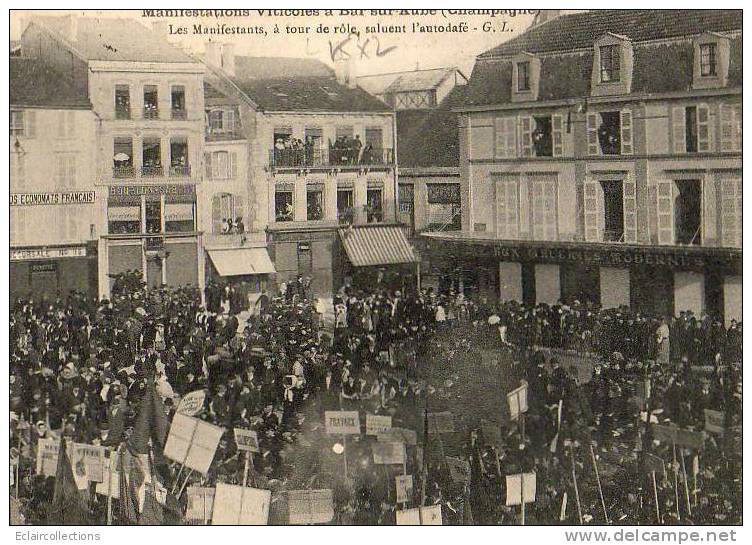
496,180,507,238
506,180,519,239
721,177,742,247
532,181,544,240
212,153,222,179
226,110,236,133
620,109,633,155
719,103,740,152
204,152,212,179
212,195,222,234
622,176,638,243
495,117,517,158
234,195,244,223
543,180,558,240
656,180,675,245
25,111,36,138
697,103,711,152
230,152,238,178
583,180,602,242
672,107,686,154
519,116,533,157
552,114,564,156
587,113,600,155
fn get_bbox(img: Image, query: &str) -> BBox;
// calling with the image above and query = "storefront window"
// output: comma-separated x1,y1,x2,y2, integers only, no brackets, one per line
108,204,141,234
165,202,195,232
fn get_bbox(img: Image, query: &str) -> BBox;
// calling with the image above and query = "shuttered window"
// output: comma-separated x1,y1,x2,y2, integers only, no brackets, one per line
720,177,742,248
622,177,638,243
583,180,603,242
672,107,687,154
656,180,675,245
519,116,533,157
531,177,558,241
494,117,517,158
496,178,519,240
552,114,564,156
697,104,711,152
620,109,633,155
720,103,742,152
587,113,600,156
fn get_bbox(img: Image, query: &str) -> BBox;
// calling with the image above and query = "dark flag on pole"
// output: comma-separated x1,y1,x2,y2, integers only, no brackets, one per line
50,437,89,525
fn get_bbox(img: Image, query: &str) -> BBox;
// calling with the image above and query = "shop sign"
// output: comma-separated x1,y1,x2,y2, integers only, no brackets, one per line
11,247,87,261
10,192,96,206
31,262,57,274
109,184,196,198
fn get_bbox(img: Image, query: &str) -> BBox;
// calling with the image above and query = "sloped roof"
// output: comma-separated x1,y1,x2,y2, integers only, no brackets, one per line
30,17,195,63
397,86,466,168
358,67,464,96
480,9,742,58
10,57,91,108
234,56,334,79
228,56,390,113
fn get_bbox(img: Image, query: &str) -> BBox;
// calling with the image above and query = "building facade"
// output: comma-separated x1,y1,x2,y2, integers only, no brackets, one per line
10,56,99,299
20,16,206,298
424,10,742,324
202,48,414,299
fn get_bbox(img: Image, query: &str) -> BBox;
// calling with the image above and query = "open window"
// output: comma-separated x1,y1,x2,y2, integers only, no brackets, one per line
275,185,294,222
366,187,383,223
171,85,186,119
211,193,244,234
584,177,636,243
672,104,711,153
142,138,162,176
587,110,633,155
169,138,189,176
337,188,355,224
115,85,130,119
143,85,159,119
656,179,702,246
307,183,324,221
521,114,563,157
113,137,134,177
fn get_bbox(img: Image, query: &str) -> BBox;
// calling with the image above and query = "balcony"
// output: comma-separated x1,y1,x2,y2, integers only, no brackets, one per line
171,109,187,120
269,147,394,170
113,165,136,178
115,108,131,120
169,164,191,177
143,108,159,120
141,165,164,177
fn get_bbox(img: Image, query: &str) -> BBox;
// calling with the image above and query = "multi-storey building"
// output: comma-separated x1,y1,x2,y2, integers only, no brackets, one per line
203,46,416,299
10,54,99,299
423,10,742,324
20,16,206,297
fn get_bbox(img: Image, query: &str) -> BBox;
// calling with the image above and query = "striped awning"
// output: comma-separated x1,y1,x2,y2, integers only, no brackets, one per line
339,225,418,267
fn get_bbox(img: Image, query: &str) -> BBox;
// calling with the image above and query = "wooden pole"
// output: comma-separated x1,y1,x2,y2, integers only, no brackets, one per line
106,459,114,525
651,471,661,523
590,444,610,524
672,441,680,521
242,453,250,487
520,474,525,525
178,469,194,498
570,444,583,524
342,434,348,477
203,489,208,525
172,464,185,494
680,450,691,517
693,455,699,507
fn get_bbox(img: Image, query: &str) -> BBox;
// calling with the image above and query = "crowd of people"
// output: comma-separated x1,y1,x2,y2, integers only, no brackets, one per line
8,272,742,525
272,134,385,168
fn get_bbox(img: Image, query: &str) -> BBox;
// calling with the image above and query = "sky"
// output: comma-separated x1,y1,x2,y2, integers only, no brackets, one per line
10,9,554,77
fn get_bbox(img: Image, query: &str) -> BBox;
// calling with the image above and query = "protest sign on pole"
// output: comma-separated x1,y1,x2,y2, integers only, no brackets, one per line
395,475,414,505
704,409,725,436
164,413,225,475
427,411,454,434
372,442,406,465
186,486,216,524
72,443,106,483
505,472,536,506
445,456,471,485
651,423,705,450
287,489,334,525
480,420,503,448
507,384,529,421
377,427,418,446
176,390,207,416
233,428,260,453
95,460,120,499
395,505,442,525
324,411,361,435
211,483,270,525
366,414,392,435
36,437,60,477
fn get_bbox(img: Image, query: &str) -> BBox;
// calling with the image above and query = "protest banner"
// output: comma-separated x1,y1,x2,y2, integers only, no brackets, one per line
446,456,471,484
395,505,442,525
211,483,270,525
36,438,60,477
287,489,334,525
366,414,392,435
234,428,260,453
373,442,406,465
164,413,225,475
95,464,120,499
324,411,361,435
186,486,216,523
72,443,106,483
395,475,414,504
427,411,454,434
507,384,529,421
480,420,503,448
176,390,207,416
377,427,417,446
505,472,536,506
704,409,725,436
651,423,705,450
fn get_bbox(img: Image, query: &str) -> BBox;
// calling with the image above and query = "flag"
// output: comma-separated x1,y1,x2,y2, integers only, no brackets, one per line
118,448,140,524
50,437,88,525
129,377,169,455
102,397,128,447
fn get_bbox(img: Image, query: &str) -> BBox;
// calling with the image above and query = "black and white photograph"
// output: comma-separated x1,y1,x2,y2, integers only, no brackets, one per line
4,6,746,538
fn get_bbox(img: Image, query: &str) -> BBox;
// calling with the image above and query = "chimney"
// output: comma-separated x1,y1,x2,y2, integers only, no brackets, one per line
533,10,561,27
205,41,222,68
334,58,357,88
221,43,235,76
58,14,78,42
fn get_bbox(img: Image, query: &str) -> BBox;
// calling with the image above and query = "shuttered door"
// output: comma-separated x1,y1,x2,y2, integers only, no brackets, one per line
552,114,564,156
672,107,687,154
656,180,675,245
697,104,711,152
587,113,600,156
496,178,519,240
620,109,633,155
720,177,742,248
622,176,638,243
583,180,602,242
212,195,222,234
519,116,533,157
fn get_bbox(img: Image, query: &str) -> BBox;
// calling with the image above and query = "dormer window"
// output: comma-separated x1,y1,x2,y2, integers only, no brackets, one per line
599,45,621,83
517,62,530,92
700,43,717,77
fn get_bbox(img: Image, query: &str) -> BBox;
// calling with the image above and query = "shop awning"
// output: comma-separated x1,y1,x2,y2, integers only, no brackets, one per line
208,248,276,276
339,225,418,267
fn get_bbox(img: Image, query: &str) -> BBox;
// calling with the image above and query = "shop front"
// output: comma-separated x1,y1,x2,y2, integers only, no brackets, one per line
10,243,98,300
422,233,742,324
